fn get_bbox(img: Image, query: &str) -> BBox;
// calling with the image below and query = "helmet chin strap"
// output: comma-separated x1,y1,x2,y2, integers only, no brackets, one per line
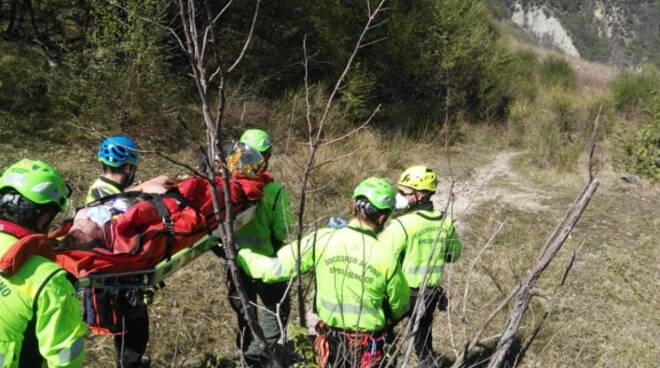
122,166,136,189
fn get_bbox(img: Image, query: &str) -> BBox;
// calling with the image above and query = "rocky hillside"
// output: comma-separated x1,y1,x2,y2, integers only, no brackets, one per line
490,0,660,67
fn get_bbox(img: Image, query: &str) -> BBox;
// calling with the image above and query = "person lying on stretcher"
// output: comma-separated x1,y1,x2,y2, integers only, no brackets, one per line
63,175,176,249
58,143,268,260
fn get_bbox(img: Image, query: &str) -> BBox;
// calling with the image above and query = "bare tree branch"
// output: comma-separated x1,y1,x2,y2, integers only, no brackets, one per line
318,104,381,147
227,0,260,73
462,221,506,324
486,176,599,368
512,241,585,367
310,150,359,171
293,0,388,328
174,1,280,366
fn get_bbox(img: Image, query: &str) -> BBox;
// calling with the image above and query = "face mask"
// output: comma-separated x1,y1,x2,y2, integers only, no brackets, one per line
395,193,409,210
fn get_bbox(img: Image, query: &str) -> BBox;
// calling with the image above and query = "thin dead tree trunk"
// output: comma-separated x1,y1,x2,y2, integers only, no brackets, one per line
485,179,598,368
174,1,281,366
451,107,602,368
485,108,602,368
293,0,388,328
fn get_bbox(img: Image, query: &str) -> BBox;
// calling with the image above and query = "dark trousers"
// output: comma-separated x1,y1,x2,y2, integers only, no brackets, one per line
83,287,150,368
114,304,150,368
409,287,444,361
227,268,291,367
314,326,385,368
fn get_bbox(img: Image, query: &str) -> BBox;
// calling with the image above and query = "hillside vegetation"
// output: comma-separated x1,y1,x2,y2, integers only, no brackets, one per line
0,1,658,367
490,0,660,67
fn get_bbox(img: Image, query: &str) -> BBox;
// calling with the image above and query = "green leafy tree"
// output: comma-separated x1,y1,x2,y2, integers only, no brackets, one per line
373,0,511,121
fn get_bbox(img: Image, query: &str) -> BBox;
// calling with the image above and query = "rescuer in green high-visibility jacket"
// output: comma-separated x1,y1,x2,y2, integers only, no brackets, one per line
0,159,87,368
379,165,462,362
237,177,410,367
229,129,293,367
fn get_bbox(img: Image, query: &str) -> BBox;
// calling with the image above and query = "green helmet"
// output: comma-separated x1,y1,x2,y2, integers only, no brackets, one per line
352,177,396,211
0,159,70,210
240,129,273,153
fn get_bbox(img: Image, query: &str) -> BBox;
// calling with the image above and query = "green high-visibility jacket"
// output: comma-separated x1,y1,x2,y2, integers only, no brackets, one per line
237,218,410,332
235,181,293,256
379,209,461,289
85,177,122,205
0,232,87,368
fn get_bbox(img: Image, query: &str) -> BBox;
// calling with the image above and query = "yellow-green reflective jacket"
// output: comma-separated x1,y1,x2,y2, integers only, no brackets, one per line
0,233,87,368
379,209,461,289
235,181,293,256
237,219,410,332
84,177,122,205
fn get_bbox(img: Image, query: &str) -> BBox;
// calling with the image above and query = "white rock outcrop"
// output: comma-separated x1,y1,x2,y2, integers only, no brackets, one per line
511,1,581,58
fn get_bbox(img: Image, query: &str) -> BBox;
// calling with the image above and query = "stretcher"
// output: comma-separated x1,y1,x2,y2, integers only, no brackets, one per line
74,205,256,290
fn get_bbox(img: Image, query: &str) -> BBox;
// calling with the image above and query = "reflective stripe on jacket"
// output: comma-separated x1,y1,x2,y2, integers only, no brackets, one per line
379,209,461,288
235,181,293,256
85,177,122,205
237,218,409,332
0,232,87,368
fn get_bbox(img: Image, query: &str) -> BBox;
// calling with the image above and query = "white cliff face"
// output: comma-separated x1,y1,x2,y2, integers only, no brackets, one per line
511,1,581,58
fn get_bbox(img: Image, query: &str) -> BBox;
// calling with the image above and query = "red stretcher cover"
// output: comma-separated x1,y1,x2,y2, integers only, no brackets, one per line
54,174,270,278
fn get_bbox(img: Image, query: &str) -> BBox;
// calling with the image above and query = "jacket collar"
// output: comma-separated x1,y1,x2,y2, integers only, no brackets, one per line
346,218,378,239
98,176,124,192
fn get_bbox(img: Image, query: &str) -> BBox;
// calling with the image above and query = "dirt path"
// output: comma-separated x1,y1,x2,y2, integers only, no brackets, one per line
432,151,549,223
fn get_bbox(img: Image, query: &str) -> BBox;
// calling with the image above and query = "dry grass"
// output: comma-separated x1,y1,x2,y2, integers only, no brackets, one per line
506,37,619,89
437,151,660,367
1,93,657,367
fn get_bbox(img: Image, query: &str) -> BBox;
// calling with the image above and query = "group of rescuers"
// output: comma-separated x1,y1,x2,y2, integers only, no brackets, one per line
0,128,461,368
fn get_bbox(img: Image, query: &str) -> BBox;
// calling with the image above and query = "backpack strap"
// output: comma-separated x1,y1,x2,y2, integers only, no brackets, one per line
150,196,175,261
79,191,147,212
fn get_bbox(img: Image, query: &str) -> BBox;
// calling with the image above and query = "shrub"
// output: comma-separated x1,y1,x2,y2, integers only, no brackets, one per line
527,113,582,172
549,88,577,133
539,56,576,90
506,99,529,145
0,42,50,116
527,114,561,169
626,95,660,180
507,50,539,102
609,64,660,113
377,0,511,120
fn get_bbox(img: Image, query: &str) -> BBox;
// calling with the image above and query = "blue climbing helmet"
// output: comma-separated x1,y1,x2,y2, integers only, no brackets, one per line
97,136,140,167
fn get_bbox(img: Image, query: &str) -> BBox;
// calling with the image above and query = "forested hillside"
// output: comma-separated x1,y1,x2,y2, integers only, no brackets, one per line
490,0,660,67
0,1,658,367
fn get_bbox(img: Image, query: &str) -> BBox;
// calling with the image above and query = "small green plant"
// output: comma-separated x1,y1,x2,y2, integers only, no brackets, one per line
609,64,660,113
340,63,376,118
626,96,660,180
539,56,576,90
290,325,317,368
528,114,561,169
506,99,529,145
549,88,577,133
506,49,539,102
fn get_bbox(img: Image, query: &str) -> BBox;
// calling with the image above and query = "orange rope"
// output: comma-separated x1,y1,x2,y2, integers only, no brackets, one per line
314,333,330,368
314,321,385,368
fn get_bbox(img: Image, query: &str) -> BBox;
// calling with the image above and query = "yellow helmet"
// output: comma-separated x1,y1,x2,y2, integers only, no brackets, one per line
397,166,437,192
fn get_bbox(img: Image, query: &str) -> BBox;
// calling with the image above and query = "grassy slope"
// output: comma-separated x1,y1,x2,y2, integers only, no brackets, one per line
4,115,656,367
432,148,659,367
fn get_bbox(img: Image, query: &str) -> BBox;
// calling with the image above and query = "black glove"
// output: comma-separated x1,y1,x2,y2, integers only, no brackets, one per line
437,287,448,312
211,245,226,258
